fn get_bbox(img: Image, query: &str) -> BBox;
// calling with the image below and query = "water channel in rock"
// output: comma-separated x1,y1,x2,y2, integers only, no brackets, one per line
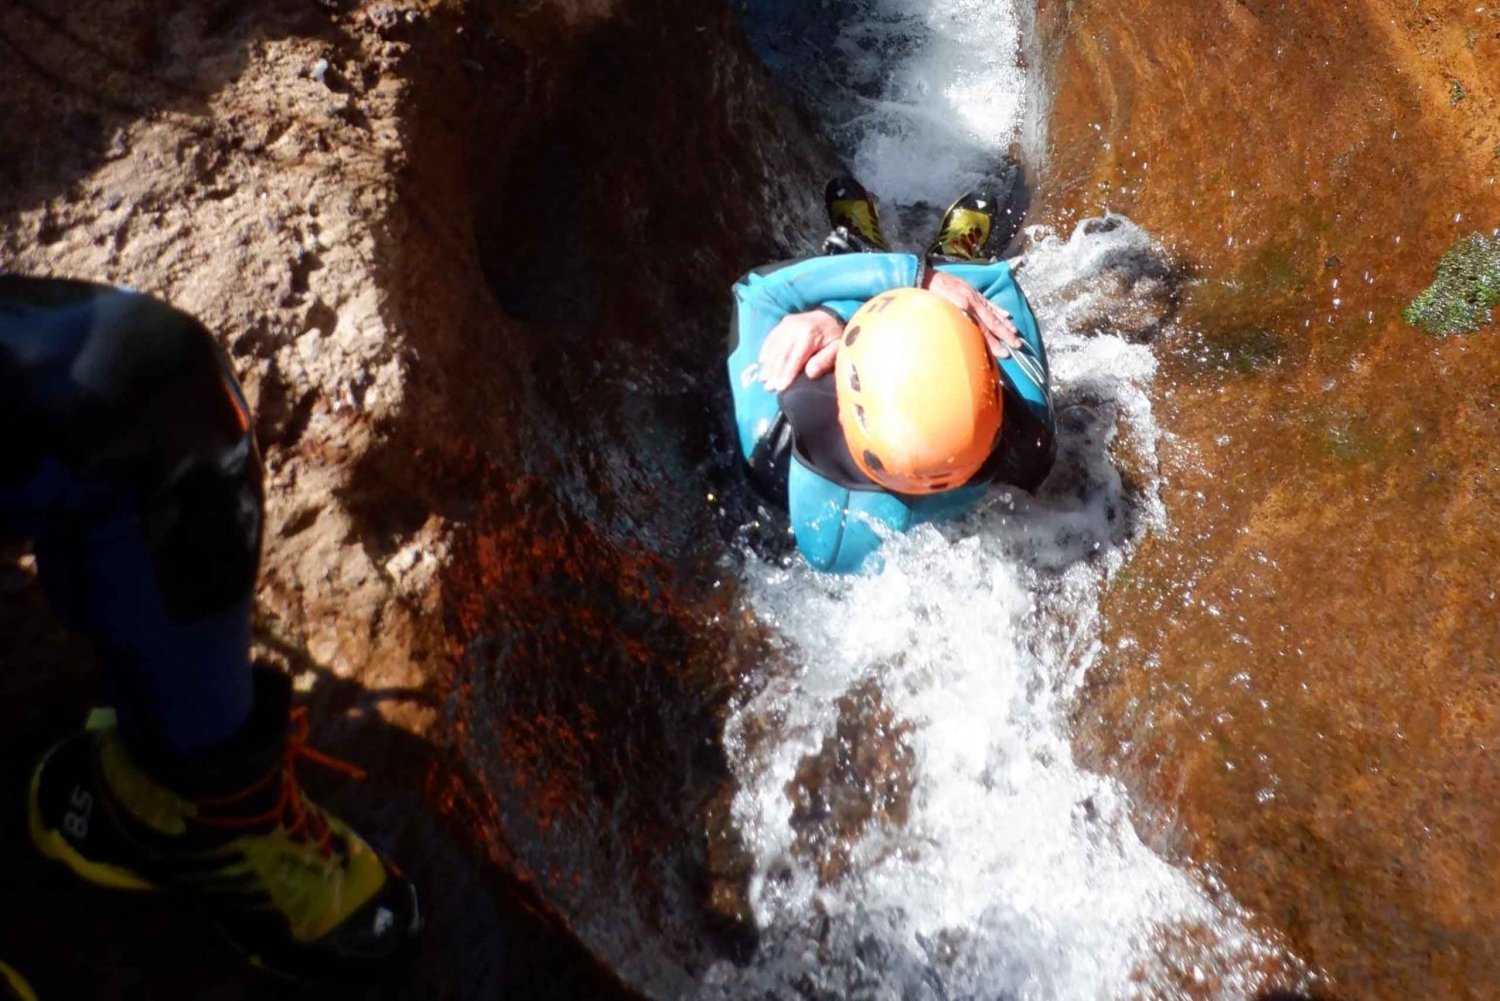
691,2,1313,997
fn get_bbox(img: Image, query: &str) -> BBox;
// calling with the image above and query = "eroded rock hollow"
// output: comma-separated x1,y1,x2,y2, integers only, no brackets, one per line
1,0,832,996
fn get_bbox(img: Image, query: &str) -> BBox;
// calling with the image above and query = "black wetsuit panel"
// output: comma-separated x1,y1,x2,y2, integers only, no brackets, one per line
975,384,1055,494
779,375,875,490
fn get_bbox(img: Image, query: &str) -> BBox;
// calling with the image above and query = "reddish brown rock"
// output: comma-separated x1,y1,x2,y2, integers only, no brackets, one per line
1038,2,1500,998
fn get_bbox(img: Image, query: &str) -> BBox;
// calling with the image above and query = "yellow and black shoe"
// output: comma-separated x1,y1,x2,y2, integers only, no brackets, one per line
929,188,1007,262
824,175,889,252
28,668,421,984
0,961,38,1001
931,158,1030,261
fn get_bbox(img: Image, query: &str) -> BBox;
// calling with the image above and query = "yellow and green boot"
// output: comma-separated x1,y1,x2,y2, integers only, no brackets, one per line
929,188,1006,262
824,175,889,252
28,667,421,983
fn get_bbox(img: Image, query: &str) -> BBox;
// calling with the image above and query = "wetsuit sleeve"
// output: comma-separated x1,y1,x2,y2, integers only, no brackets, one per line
732,253,922,326
727,254,922,469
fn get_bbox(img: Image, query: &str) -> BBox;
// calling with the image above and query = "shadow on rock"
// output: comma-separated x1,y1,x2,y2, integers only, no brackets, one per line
0,550,635,1001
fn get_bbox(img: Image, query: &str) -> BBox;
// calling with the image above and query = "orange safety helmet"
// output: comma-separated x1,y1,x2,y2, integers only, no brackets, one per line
834,287,1002,494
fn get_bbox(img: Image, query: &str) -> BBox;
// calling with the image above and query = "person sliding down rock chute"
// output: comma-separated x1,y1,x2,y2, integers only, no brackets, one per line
727,175,1056,573
0,276,421,985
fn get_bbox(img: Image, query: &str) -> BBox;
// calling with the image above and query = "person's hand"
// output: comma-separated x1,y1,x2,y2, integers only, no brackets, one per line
924,269,1021,358
758,309,845,391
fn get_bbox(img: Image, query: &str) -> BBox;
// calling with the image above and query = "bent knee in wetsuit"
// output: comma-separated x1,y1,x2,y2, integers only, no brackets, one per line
0,276,263,751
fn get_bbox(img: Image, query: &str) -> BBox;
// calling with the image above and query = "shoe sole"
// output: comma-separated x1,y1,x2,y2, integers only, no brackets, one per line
27,740,160,894
932,192,997,260
227,878,423,986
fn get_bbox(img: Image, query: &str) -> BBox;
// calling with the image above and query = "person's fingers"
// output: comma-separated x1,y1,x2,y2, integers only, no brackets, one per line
760,322,800,389
983,329,1011,359
759,320,790,371
805,338,840,380
993,308,1021,344
926,271,1024,356
971,296,1021,350
767,328,814,391
963,302,1009,356
934,277,1009,338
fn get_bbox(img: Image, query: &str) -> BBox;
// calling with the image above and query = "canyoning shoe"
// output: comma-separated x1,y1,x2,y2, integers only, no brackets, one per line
27,668,422,984
824,175,889,251
0,962,38,1001
929,188,1008,261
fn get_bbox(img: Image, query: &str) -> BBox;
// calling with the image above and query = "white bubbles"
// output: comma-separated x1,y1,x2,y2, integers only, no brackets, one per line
842,0,1028,206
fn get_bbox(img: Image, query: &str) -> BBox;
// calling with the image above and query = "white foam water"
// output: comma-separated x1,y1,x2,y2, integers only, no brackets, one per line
701,211,1297,995
832,0,1029,208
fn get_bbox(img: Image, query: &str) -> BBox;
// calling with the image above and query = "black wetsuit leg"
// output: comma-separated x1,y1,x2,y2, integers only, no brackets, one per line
0,276,263,753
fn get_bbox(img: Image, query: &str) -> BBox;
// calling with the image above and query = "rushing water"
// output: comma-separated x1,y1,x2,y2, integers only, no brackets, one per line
705,3,1305,997
732,0,1036,216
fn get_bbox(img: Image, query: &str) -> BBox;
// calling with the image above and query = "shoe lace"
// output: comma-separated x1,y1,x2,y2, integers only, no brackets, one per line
933,220,986,262
195,708,367,857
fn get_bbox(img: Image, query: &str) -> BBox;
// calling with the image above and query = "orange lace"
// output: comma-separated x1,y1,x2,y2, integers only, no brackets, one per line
946,223,985,258
195,708,367,856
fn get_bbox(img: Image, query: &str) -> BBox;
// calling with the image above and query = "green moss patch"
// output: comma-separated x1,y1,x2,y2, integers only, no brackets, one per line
1403,233,1500,335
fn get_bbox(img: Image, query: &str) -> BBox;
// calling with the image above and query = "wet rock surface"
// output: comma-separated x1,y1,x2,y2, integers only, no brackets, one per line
1039,0,1500,997
1020,214,1185,343
785,680,915,886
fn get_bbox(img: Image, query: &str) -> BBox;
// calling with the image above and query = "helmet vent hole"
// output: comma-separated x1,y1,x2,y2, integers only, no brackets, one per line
862,449,885,473
844,325,861,347
847,365,860,392
855,404,868,431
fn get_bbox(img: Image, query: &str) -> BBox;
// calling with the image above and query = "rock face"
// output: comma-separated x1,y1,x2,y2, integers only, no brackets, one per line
0,0,834,996
785,681,916,886
1037,1,1500,998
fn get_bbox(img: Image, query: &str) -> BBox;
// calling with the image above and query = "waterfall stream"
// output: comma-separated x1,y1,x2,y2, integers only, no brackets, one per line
704,3,1304,997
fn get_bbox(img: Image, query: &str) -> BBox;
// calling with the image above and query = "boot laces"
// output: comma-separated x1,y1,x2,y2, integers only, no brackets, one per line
195,708,367,857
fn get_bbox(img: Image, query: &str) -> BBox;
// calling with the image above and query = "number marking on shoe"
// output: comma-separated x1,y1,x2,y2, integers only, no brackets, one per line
64,784,94,840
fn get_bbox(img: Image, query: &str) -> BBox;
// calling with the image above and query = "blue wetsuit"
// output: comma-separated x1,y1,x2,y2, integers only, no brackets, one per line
727,253,1055,573
0,276,262,754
